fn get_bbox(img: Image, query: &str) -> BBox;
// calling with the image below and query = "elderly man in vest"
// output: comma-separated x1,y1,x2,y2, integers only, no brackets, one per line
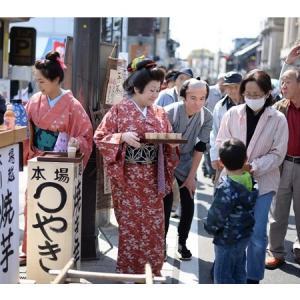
266,44,300,269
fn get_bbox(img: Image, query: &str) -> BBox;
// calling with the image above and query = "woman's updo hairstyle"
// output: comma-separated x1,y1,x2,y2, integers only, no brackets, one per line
34,51,65,83
123,56,165,97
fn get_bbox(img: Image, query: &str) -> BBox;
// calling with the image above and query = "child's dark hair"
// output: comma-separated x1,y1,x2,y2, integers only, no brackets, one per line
34,51,65,83
123,59,165,97
219,138,247,171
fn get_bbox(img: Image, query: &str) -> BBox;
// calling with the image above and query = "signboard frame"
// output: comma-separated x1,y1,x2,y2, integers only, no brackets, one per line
9,26,36,66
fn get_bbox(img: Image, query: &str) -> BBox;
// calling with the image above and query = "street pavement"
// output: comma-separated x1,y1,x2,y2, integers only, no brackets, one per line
18,160,300,285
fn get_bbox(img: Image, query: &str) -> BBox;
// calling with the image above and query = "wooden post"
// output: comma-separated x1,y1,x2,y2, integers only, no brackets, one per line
145,263,153,284
26,153,83,283
49,263,166,284
50,258,75,284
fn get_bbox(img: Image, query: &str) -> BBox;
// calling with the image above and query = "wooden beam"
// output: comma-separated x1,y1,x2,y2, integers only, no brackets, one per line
50,258,75,284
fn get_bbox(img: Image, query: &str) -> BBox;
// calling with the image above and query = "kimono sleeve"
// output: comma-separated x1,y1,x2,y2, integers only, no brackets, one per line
93,106,123,163
93,105,127,187
67,100,93,169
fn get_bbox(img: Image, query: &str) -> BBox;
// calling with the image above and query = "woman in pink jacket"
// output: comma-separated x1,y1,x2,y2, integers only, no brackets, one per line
215,69,288,283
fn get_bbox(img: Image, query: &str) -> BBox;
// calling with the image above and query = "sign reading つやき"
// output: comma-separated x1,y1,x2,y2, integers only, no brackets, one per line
26,157,83,284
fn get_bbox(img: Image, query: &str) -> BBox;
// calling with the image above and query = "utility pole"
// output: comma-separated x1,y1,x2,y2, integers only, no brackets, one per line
72,18,100,260
217,30,222,76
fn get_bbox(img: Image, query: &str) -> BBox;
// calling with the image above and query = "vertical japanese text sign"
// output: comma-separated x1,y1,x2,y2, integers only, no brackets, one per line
105,69,126,105
0,144,19,284
26,157,83,284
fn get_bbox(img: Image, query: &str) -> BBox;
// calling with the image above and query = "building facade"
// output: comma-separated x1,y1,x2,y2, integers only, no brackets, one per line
257,18,285,79
280,17,300,67
2,17,300,97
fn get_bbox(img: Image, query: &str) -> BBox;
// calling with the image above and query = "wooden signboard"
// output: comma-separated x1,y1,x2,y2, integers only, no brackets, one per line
105,69,126,105
26,155,83,284
0,144,19,284
101,47,127,110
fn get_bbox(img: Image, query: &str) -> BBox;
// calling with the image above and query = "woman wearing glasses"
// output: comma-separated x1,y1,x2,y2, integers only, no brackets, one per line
215,69,288,283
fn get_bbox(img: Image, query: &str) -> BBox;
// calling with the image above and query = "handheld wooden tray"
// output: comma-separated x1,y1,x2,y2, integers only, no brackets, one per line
36,151,84,163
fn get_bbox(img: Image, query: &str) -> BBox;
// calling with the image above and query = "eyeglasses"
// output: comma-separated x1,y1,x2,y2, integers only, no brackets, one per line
242,93,265,100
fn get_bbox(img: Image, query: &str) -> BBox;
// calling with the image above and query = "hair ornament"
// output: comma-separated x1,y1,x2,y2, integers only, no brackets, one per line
130,55,145,71
127,55,157,72
128,55,144,72
56,57,67,70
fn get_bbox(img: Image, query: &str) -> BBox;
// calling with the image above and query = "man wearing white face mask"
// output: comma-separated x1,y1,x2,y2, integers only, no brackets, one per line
215,69,288,284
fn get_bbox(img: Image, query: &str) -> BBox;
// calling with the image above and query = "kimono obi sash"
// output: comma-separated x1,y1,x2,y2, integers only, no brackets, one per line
125,143,158,165
33,125,59,151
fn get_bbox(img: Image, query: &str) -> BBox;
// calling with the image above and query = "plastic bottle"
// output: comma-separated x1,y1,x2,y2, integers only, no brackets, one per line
4,104,16,130
11,99,29,137
11,99,28,127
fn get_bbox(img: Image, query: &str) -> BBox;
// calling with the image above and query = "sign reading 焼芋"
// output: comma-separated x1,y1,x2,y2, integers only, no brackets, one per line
0,144,19,284
26,157,83,284
105,69,126,105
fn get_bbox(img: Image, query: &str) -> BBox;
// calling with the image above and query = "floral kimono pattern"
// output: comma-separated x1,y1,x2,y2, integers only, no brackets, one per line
94,97,179,276
23,90,93,169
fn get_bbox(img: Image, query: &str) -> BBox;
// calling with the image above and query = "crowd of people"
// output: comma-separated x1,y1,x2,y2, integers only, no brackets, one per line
13,43,300,284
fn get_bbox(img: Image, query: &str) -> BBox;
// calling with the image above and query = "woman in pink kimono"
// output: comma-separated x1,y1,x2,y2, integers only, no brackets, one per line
19,51,93,265
93,57,180,277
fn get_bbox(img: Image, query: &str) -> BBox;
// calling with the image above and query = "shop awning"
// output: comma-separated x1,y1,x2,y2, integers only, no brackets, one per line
234,41,260,57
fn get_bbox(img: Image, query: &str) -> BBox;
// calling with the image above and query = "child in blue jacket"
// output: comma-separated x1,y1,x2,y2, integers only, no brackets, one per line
204,137,258,284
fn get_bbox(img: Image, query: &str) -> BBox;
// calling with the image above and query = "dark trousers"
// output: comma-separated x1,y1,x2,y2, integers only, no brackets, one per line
202,151,216,176
164,177,194,246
